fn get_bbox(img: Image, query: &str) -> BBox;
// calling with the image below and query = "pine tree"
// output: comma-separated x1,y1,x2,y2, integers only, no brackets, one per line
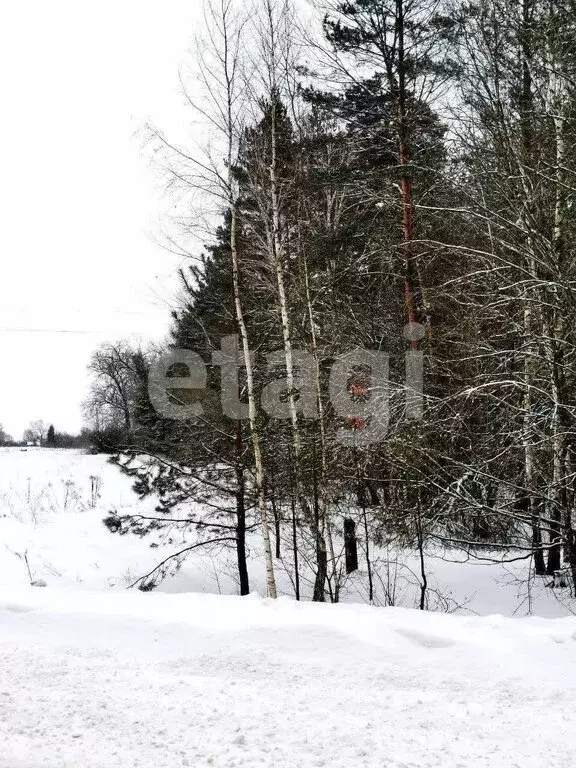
46,424,56,448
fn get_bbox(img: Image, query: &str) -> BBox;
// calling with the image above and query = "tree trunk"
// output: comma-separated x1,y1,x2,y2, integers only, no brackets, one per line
519,0,546,577
301,248,335,595
291,493,300,600
362,505,374,604
270,491,281,559
229,200,277,599
235,420,250,596
545,62,568,578
395,0,420,344
416,496,427,610
265,73,328,600
531,506,546,576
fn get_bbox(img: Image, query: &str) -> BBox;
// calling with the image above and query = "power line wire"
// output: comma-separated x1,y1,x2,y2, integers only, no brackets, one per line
0,328,106,335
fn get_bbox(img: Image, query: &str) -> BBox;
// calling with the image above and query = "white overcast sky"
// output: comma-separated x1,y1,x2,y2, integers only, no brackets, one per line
0,0,205,439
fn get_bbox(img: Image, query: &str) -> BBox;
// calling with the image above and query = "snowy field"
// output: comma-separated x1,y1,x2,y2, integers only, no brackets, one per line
1,448,576,767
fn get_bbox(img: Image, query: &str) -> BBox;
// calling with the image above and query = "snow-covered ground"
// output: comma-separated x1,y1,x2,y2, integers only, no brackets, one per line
1,586,576,767
1,448,576,767
0,447,158,591
0,447,573,616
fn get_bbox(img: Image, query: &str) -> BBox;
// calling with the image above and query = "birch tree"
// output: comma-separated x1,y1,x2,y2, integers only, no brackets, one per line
144,0,278,597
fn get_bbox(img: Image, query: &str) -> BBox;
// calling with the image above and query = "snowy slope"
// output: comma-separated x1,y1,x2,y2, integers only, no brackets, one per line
1,586,575,768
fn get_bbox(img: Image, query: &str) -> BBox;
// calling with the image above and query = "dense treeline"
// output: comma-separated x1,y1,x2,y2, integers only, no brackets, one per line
87,0,576,603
